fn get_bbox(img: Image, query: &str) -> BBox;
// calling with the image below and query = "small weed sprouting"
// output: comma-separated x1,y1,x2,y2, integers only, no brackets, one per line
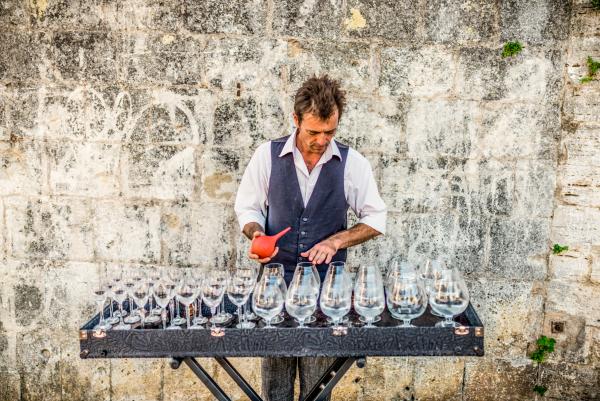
502,41,523,58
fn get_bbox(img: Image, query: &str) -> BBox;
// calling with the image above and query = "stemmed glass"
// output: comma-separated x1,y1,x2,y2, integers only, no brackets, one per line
132,279,150,328
253,274,284,328
202,270,228,336
386,271,427,327
176,268,199,329
227,265,257,329
104,273,120,325
353,265,385,327
147,267,163,320
123,269,141,325
112,278,131,330
153,279,172,330
93,272,112,331
190,269,208,329
418,258,445,317
295,262,321,324
285,263,319,327
429,268,470,327
259,263,287,324
167,269,186,326
320,261,352,335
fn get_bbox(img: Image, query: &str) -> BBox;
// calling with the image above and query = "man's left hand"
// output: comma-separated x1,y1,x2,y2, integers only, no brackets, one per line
300,238,340,265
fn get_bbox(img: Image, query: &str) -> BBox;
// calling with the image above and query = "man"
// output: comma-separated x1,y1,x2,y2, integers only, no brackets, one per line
234,75,387,401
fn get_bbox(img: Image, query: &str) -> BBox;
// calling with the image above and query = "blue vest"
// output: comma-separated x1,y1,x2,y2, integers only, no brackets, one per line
266,136,349,285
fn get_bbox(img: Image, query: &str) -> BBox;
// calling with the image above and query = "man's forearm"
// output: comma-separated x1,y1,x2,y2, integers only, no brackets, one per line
242,222,265,240
328,223,382,250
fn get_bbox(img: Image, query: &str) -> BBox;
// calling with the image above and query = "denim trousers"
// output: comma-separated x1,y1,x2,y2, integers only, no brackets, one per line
261,356,336,401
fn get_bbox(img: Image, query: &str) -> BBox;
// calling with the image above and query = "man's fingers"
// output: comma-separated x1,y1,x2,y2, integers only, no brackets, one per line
270,247,279,258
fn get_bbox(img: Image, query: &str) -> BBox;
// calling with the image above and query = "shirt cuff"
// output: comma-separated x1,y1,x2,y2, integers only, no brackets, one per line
237,211,266,232
358,213,387,235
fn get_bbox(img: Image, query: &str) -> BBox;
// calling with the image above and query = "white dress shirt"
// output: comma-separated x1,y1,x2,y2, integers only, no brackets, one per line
234,129,387,235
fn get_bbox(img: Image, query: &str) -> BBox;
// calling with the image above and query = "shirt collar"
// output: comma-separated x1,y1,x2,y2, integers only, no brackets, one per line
278,127,342,161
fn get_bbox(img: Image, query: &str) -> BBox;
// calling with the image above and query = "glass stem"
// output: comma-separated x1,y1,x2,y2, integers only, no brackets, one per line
211,307,216,329
169,300,175,325
109,299,114,319
237,306,242,326
161,308,167,330
97,301,105,326
176,299,181,318
118,303,125,326
186,306,191,329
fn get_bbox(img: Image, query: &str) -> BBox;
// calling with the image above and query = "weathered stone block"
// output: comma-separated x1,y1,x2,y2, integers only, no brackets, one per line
0,371,20,401
406,99,476,158
94,200,161,263
551,205,600,246
0,31,40,83
549,253,590,282
122,144,197,200
0,199,4,259
464,359,538,401
567,85,600,123
359,357,413,401
337,95,406,153
5,197,94,261
539,362,600,401
44,31,121,84
0,90,7,141
198,147,243,202
456,47,507,101
469,278,544,358
563,125,600,167
161,201,236,267
379,156,453,214
111,359,163,401
425,0,498,44
343,0,419,41
488,217,549,280
542,310,588,364
47,141,120,197
477,102,559,161
288,40,372,94
514,160,556,218
183,0,266,35
0,0,28,27
2,88,43,139
570,3,600,37
500,0,572,44
546,280,600,327
502,50,563,103
379,46,456,97
272,0,343,39
205,38,286,92
591,246,600,284
0,140,46,196
162,357,216,401
413,357,464,401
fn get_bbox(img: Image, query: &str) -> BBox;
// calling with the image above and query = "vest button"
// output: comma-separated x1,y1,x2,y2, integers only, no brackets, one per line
302,217,308,222
301,231,306,236
299,244,305,248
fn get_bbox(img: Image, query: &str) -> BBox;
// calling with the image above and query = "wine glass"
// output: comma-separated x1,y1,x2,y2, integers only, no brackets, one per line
176,268,199,329
260,263,287,324
353,265,385,327
153,280,172,330
296,262,321,324
227,265,257,329
190,269,208,329
285,263,319,327
103,272,120,325
132,279,150,328
252,274,284,328
202,270,228,336
386,271,427,327
429,268,470,327
320,262,352,335
418,258,445,317
123,269,141,324
111,278,131,330
93,272,112,331
167,269,186,326
147,267,163,318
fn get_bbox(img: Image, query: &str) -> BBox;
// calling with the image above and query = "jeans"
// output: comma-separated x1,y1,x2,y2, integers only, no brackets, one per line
261,356,336,401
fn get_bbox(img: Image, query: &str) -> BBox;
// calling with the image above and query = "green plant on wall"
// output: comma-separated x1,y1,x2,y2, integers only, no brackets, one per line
531,336,556,396
580,56,600,83
592,0,600,10
502,41,523,58
552,244,569,254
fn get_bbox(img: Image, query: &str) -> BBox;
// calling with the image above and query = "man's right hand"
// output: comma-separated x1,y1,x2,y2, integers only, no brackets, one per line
248,231,279,264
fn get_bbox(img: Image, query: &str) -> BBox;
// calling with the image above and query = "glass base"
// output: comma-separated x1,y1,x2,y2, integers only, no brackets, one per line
171,317,186,325
166,324,182,330
304,314,317,324
144,315,160,324
245,312,258,321
106,316,120,325
435,319,459,328
113,310,128,318
270,314,284,325
94,322,112,331
236,321,256,329
211,314,232,324
113,323,131,330
326,315,349,325
124,315,141,324
151,307,162,316
189,324,204,330
193,316,208,325
359,315,381,324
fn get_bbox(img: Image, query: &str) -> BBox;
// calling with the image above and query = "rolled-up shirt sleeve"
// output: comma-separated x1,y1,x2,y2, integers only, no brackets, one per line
234,143,270,232
345,149,387,235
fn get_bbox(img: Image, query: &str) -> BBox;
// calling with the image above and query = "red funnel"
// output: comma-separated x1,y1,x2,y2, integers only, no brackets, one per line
251,227,291,259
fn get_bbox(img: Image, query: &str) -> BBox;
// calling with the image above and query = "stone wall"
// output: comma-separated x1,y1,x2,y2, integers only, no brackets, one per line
0,0,598,400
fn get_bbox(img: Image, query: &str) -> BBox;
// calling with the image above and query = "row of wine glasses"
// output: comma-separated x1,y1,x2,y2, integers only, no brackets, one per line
91,258,470,334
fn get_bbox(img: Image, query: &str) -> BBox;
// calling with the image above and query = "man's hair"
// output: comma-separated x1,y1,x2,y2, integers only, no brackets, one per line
294,74,346,124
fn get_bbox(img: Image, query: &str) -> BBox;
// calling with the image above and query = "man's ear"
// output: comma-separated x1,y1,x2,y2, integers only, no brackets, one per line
292,113,300,129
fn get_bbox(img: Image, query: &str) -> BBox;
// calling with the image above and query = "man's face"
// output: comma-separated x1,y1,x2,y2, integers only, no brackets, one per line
293,110,339,156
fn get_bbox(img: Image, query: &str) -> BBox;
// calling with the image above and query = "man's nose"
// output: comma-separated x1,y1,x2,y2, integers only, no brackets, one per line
316,133,329,146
